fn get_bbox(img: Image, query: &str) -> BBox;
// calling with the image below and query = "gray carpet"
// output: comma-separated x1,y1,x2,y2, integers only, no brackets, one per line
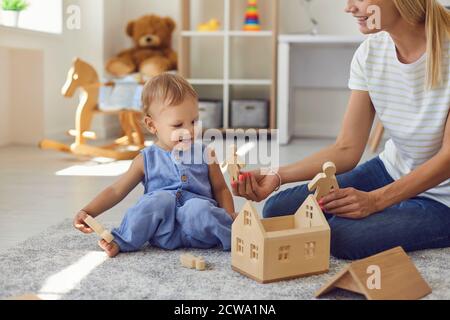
0,219,449,300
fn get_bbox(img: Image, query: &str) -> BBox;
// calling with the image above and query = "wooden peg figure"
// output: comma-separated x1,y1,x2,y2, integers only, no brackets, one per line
223,145,246,182
308,162,339,201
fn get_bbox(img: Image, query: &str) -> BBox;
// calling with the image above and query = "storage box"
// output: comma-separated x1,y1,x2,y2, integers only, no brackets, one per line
199,100,223,129
231,100,269,129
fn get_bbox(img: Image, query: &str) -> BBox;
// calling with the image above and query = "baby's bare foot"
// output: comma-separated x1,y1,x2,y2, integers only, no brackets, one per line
98,239,120,258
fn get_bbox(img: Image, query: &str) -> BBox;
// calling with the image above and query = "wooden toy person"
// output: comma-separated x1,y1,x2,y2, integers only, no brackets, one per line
308,162,339,201
223,145,246,182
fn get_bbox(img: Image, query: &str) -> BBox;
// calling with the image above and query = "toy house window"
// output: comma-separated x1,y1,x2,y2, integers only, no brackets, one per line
250,244,259,260
278,246,290,261
236,238,244,254
244,210,252,226
306,205,314,219
305,242,316,259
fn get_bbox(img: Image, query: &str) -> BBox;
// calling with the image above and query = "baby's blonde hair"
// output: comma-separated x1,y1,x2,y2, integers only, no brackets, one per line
141,73,198,116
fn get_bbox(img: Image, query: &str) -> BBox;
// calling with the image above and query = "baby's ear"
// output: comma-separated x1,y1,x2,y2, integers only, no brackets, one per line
143,116,157,135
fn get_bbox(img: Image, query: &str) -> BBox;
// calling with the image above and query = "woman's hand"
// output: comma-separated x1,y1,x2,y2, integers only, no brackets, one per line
320,188,379,219
231,170,280,202
73,210,94,234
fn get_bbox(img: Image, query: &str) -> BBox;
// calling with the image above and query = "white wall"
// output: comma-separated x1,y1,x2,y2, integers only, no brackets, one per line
0,0,106,146
0,48,11,146
10,48,45,145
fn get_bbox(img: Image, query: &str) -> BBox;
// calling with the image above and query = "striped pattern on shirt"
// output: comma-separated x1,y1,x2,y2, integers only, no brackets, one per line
349,31,450,207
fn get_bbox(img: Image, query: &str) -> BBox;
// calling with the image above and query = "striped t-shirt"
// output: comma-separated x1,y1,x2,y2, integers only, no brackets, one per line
349,31,450,207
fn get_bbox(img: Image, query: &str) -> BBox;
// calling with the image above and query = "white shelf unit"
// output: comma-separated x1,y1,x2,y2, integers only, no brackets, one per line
179,0,279,130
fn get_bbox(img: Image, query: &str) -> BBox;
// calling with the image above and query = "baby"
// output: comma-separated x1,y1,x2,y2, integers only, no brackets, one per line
73,74,236,257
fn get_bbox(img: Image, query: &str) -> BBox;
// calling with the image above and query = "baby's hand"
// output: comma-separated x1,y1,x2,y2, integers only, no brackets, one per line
73,210,94,234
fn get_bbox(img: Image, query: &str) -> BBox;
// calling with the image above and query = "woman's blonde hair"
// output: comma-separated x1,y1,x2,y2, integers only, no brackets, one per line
393,0,450,89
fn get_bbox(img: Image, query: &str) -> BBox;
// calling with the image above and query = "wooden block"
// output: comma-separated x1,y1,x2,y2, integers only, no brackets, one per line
315,247,432,300
84,216,114,243
195,257,206,271
180,254,206,271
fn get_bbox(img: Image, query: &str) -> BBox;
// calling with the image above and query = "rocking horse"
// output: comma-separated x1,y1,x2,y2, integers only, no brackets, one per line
39,58,146,160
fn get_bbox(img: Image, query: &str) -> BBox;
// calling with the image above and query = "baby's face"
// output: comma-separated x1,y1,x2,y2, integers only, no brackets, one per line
147,97,200,151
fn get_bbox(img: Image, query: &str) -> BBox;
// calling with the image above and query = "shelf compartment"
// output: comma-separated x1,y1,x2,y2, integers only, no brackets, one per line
228,79,272,86
188,79,225,85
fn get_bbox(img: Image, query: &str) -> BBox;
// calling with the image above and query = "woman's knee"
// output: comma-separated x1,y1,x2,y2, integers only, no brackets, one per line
262,184,310,218
330,222,371,260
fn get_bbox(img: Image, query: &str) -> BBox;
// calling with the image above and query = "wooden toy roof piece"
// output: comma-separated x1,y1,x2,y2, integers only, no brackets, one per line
223,145,246,182
315,246,432,300
180,254,206,271
84,216,115,243
308,162,339,201
232,196,330,283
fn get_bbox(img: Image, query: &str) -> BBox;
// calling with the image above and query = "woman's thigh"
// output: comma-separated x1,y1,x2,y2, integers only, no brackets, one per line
329,197,450,260
263,157,393,218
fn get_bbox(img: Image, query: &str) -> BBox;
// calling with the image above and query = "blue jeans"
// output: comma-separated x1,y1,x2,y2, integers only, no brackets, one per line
263,157,450,260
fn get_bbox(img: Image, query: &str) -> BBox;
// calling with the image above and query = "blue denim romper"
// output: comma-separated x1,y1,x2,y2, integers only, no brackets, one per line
111,142,232,252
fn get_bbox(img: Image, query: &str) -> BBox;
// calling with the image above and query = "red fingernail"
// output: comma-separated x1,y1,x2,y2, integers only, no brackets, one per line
231,181,237,187
239,175,245,182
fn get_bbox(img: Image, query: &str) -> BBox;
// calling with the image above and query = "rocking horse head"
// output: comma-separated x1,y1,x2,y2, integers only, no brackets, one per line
62,58,99,98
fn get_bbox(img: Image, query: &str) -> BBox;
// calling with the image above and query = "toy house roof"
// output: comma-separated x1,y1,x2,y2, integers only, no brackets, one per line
236,195,329,240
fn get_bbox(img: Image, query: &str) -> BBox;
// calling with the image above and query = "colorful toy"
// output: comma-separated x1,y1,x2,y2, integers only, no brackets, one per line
197,19,221,32
243,0,261,31
231,195,330,284
316,247,432,300
308,162,339,201
180,254,206,271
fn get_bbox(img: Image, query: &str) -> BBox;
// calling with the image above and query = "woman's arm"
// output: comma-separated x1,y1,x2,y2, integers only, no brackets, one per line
208,149,236,218
233,90,375,201
322,112,450,219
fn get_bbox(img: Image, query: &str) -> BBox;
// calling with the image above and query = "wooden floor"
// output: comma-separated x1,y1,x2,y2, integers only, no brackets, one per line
0,139,374,253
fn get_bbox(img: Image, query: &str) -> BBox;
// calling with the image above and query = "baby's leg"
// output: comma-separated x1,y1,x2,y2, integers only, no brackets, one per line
177,199,233,251
111,191,180,252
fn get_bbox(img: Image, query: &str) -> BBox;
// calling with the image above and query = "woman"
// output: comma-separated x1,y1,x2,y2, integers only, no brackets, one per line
233,0,450,260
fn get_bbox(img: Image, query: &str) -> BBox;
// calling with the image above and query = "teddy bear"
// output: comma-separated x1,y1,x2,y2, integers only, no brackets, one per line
106,15,178,78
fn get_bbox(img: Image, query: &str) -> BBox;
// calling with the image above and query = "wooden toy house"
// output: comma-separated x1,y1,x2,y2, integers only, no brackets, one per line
231,195,330,283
